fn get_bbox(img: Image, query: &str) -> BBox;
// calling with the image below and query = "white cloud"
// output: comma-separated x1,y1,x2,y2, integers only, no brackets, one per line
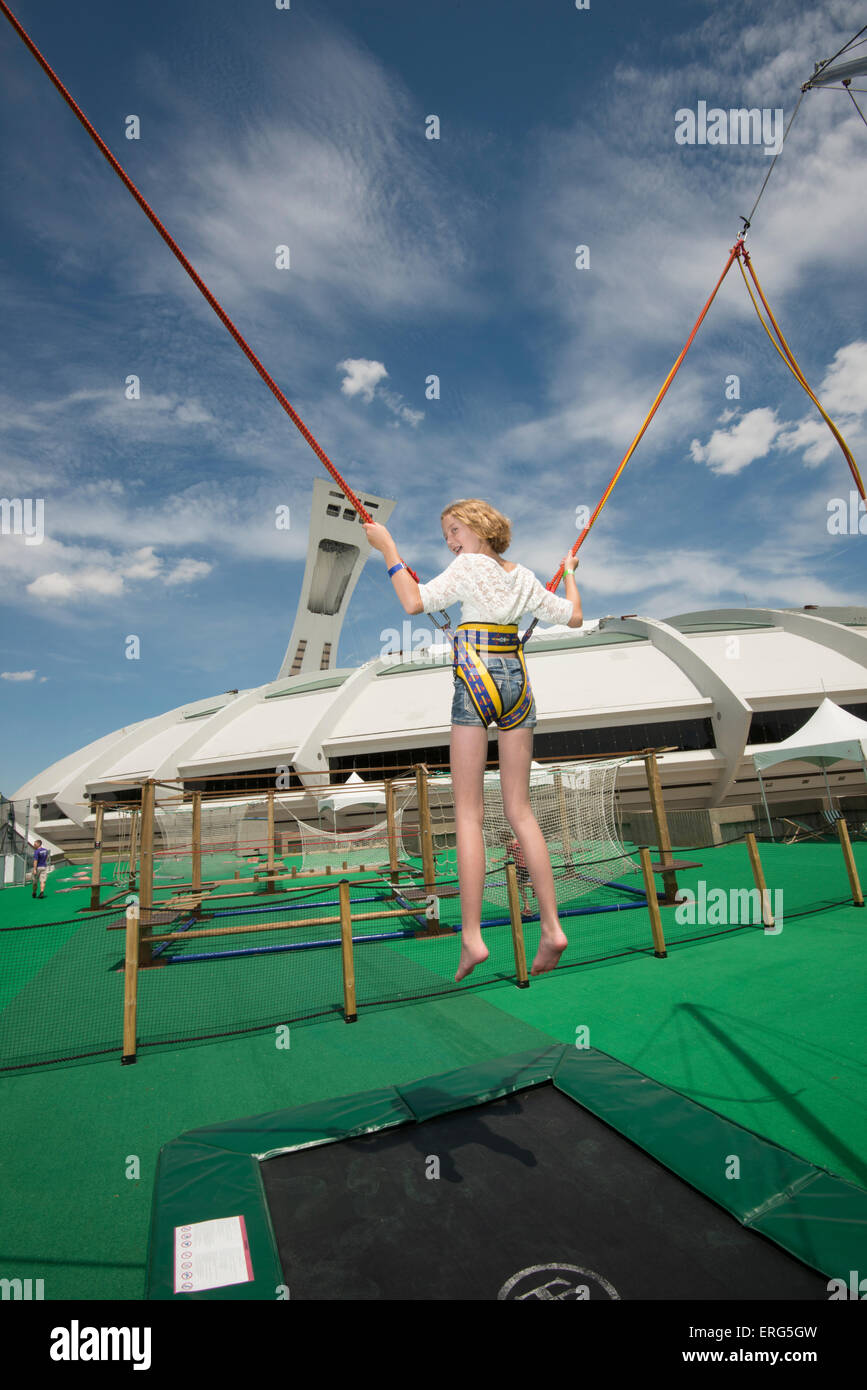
174,400,215,426
1,670,37,682
690,407,781,475
165,558,213,586
122,547,163,581
14,540,213,606
65,568,125,596
818,340,867,417
690,339,866,477
3,388,216,439
337,359,424,429
338,359,388,403
380,388,424,428
0,453,313,587
27,572,77,600
775,416,837,467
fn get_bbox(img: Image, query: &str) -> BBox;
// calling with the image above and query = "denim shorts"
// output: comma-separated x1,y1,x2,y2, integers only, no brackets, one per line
451,654,537,729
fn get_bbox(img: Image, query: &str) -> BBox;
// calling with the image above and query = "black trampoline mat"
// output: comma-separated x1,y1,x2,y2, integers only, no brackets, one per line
260,1083,830,1300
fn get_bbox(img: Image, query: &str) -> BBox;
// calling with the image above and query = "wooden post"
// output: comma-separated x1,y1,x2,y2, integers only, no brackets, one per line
554,769,574,869
385,778,399,882
745,832,775,929
505,860,529,987
127,809,139,891
644,751,678,904
338,879,357,1022
266,791,276,895
121,901,140,1064
415,764,440,930
89,802,104,910
837,817,864,907
639,847,667,957
191,793,202,896
138,781,155,966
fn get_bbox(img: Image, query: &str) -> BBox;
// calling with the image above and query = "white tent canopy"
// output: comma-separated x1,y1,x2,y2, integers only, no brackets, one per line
316,770,386,818
751,698,867,833
752,698,867,771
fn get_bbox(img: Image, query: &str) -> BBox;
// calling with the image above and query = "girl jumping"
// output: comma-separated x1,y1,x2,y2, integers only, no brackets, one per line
364,498,583,982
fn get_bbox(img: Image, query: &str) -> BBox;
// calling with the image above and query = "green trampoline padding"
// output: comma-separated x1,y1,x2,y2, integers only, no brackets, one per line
146,1043,867,1299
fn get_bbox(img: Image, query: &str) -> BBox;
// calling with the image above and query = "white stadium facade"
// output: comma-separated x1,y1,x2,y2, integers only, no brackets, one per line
10,478,867,860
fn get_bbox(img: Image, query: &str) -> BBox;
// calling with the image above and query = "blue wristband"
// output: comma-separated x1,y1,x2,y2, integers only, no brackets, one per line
387,562,405,578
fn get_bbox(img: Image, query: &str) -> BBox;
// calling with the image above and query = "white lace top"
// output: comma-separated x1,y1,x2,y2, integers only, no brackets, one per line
417,552,574,627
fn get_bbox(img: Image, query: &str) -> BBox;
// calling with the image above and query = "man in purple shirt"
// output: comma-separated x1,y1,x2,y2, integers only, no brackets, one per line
31,839,50,898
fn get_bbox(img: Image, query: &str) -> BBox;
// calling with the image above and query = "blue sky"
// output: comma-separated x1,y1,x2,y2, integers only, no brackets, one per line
1,0,865,794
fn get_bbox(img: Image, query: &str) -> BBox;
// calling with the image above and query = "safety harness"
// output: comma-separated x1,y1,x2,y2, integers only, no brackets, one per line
452,623,534,730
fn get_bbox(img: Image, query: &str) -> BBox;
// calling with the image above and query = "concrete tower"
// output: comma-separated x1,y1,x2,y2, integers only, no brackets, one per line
276,477,396,679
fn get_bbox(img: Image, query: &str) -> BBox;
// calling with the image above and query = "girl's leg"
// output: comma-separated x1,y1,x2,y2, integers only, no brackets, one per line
498,726,568,974
450,722,491,980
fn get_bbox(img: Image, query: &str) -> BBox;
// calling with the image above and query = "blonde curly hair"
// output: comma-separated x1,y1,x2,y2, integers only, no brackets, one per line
440,498,511,554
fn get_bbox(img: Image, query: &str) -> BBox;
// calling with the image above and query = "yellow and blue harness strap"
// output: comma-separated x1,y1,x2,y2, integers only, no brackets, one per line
453,623,534,730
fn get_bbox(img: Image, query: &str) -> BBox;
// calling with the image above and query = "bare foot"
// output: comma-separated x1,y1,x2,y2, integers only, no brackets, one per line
530,925,568,975
455,941,489,982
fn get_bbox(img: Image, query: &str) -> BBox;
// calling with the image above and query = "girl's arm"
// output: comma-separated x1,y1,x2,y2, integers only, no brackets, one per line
363,522,423,615
561,553,583,628
531,559,583,628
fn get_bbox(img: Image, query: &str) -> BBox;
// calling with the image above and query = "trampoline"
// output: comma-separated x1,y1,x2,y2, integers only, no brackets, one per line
146,1045,867,1300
